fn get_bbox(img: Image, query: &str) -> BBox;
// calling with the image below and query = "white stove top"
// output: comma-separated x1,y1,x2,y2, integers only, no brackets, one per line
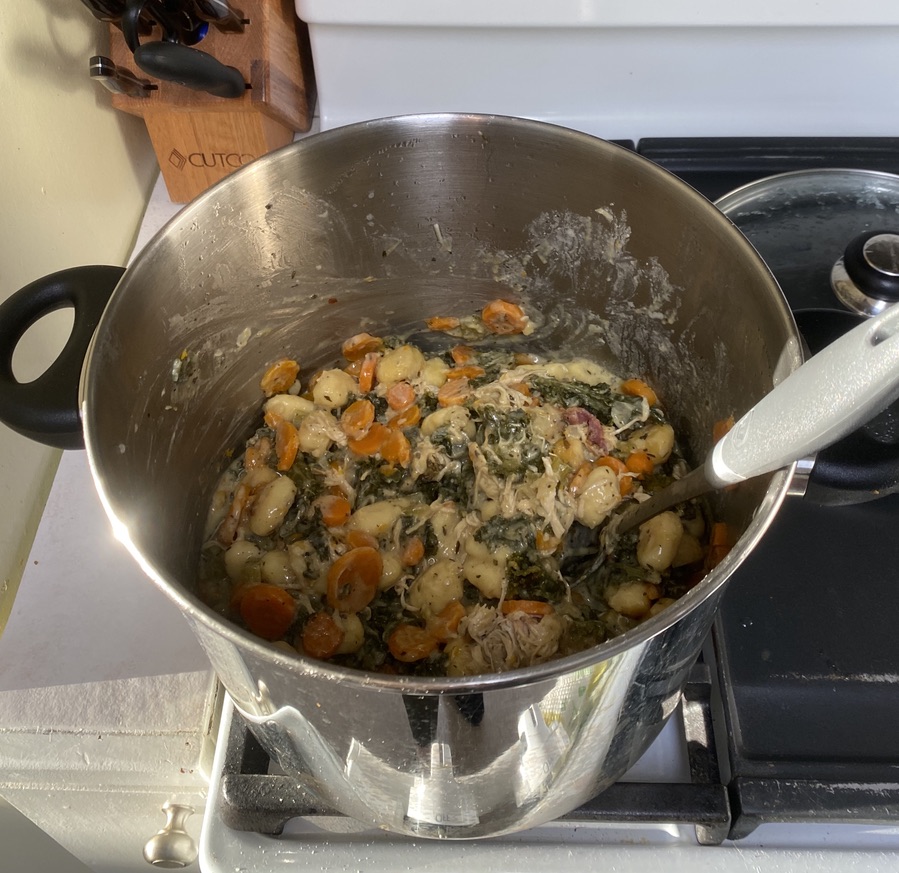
200,696,899,873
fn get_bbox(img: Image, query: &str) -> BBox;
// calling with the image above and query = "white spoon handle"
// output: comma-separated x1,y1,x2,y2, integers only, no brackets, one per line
708,304,899,486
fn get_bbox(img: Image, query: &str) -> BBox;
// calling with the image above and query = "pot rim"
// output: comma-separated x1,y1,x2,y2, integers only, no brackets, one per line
82,112,799,694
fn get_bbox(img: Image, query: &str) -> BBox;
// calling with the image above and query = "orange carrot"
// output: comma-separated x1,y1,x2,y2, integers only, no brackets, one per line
535,530,560,553
501,600,554,616
437,377,470,407
567,461,594,496
450,344,475,364
346,529,379,550
619,378,659,407
445,364,486,380
428,600,466,642
347,422,390,456
274,420,299,471
318,494,352,528
340,398,375,440
713,415,735,444
302,612,345,660
388,403,421,430
260,359,300,397
341,332,383,362
217,482,251,546
386,381,416,411
481,299,528,335
388,624,437,662
326,546,382,613
706,522,732,570
239,584,296,641
625,449,655,479
425,315,460,332
595,455,633,496
400,535,425,567
381,429,411,467
358,352,379,393
244,435,273,469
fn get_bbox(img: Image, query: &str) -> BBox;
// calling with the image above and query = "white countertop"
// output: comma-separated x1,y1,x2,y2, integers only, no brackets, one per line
0,176,207,696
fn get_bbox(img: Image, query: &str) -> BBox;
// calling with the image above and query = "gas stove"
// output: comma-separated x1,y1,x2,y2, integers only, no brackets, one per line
194,136,899,871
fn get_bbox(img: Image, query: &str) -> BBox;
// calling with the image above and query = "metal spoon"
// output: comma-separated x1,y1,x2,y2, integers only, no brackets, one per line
620,302,899,535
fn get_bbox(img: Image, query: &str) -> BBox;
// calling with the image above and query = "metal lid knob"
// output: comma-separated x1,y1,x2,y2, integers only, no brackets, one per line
831,230,899,316
143,802,198,868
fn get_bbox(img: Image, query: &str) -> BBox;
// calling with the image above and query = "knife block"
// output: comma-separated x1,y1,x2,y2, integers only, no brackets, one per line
106,0,315,203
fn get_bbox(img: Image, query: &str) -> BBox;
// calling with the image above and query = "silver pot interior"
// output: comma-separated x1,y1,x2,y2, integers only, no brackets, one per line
82,114,798,676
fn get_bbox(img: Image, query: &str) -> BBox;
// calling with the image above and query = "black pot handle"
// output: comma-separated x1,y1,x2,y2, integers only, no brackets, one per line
0,266,125,450
794,308,899,505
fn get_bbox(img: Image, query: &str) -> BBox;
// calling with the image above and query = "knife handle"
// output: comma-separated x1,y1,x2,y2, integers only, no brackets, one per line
90,55,157,99
133,42,246,99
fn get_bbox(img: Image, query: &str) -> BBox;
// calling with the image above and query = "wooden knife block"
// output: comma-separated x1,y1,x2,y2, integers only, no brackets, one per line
107,0,315,202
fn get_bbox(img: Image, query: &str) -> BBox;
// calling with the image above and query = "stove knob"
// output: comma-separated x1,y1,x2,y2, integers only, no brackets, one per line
831,230,899,317
143,802,198,868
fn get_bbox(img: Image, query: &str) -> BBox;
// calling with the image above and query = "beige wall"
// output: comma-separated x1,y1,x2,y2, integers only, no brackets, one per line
0,1,158,624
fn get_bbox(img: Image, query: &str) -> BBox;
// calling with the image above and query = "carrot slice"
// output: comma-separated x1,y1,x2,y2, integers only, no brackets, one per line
706,522,732,570
450,344,475,364
340,398,376,440
481,299,528,335
445,364,486,380
244,435,273,469
388,624,437,662
274,420,299,471
381,429,411,467
358,352,379,393
217,482,251,546
346,529,379,550
428,600,466,642
326,546,382,613
318,494,352,528
595,455,633,496
535,530,561,553
567,461,594,496
400,535,425,567
260,359,300,397
342,332,383,361
343,357,363,378
619,378,659,407
500,600,554,616
625,449,655,479
302,612,345,660
347,421,389,456
713,415,735,444
239,584,296,641
425,316,460,332
386,381,416,411
437,377,470,407
388,403,421,430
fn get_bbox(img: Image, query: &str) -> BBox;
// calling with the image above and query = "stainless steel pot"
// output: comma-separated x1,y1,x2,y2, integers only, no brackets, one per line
0,114,801,837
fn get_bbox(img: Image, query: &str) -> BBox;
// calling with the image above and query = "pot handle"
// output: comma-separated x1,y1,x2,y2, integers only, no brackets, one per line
0,265,125,450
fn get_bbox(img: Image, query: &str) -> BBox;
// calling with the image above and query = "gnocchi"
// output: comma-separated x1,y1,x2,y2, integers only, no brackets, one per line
198,299,714,677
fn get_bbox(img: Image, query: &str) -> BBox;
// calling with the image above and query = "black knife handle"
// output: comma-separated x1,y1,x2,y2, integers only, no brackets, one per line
0,266,124,450
133,42,246,98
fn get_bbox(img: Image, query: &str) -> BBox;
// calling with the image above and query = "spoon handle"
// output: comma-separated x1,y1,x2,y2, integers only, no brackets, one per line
708,304,899,486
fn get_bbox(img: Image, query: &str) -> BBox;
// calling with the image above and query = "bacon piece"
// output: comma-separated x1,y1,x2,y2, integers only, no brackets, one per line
564,407,606,451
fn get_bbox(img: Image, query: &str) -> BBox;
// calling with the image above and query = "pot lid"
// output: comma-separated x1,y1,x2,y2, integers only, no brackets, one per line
714,168,899,314
715,169,899,504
